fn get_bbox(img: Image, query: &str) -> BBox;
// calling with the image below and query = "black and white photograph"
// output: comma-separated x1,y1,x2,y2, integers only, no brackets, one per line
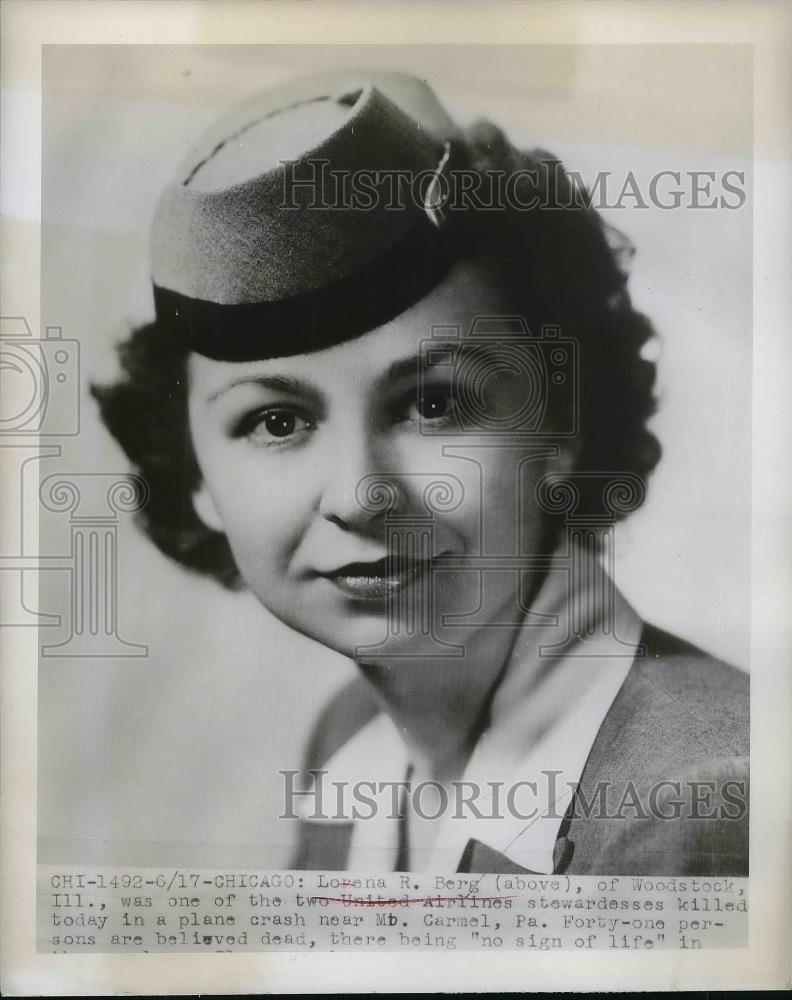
37,42,752,879
1,1,790,991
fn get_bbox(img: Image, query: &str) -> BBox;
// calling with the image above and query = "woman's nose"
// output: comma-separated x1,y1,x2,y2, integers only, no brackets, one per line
317,431,404,529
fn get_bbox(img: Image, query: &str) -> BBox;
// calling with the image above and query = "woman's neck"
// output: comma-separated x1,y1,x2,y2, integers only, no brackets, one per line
356,617,521,783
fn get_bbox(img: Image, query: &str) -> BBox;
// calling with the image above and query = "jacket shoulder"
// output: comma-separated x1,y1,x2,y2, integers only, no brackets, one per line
579,622,749,808
567,625,750,875
624,623,749,759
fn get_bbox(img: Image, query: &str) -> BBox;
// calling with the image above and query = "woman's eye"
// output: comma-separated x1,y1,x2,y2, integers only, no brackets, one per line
410,388,455,423
417,391,450,419
240,408,314,444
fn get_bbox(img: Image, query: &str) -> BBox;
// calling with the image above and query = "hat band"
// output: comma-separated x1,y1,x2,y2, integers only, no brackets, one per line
153,217,458,362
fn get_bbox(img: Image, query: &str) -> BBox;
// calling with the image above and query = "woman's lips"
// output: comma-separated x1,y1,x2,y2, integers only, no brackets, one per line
323,556,432,600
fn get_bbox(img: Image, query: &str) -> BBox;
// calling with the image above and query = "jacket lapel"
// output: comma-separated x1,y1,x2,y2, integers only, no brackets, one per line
456,835,574,875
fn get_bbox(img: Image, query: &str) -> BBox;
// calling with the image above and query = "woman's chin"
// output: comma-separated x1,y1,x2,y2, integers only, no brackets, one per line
302,611,438,662
280,600,453,662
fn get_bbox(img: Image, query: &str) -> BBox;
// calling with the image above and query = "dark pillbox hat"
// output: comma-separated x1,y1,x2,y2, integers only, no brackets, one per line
151,70,465,360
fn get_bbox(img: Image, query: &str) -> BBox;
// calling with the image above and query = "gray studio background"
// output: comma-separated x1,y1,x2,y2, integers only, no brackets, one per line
38,44,752,867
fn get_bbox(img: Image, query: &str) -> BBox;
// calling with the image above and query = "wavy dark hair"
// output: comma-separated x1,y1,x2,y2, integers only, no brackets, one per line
92,119,661,589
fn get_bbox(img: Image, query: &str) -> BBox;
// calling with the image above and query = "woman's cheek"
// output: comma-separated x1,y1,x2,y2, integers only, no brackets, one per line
222,481,303,549
219,463,316,572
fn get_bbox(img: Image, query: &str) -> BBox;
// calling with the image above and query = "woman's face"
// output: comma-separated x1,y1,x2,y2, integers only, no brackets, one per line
188,260,567,659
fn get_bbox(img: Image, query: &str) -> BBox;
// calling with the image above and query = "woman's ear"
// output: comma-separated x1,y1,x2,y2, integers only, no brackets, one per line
192,482,224,533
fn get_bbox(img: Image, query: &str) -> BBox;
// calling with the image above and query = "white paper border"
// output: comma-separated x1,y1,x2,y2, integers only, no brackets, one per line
1,1,790,993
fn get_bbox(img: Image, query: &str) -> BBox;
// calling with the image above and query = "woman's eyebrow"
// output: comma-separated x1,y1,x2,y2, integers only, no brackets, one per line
385,341,459,383
206,373,320,404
